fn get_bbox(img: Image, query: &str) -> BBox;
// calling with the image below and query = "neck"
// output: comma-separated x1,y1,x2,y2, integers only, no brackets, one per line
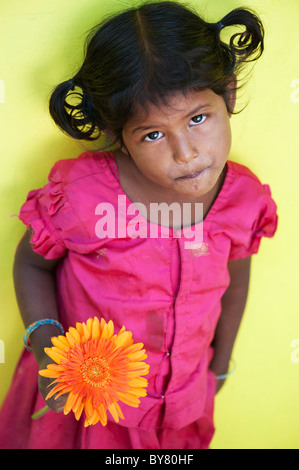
113,149,226,225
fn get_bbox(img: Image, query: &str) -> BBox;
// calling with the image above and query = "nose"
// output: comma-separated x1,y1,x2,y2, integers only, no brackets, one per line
172,132,198,164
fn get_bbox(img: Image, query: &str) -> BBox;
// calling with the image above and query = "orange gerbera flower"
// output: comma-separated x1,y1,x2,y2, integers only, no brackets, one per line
39,317,149,427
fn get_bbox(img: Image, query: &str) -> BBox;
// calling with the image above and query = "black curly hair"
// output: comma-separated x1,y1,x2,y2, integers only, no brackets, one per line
49,1,264,143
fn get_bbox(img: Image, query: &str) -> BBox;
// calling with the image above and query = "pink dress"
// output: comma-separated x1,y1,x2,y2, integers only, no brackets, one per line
0,152,278,449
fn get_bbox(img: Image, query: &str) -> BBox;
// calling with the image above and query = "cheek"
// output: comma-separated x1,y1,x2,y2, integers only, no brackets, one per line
215,117,232,157
135,145,169,173
222,123,232,152
131,151,167,182
225,125,232,155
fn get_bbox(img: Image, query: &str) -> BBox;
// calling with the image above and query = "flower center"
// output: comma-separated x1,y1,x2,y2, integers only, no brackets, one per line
81,356,111,388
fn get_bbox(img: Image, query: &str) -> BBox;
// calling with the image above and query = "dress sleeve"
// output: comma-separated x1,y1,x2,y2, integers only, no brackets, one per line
229,184,278,260
19,163,69,259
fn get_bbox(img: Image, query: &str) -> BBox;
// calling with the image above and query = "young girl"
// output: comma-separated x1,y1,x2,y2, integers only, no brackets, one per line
0,1,277,449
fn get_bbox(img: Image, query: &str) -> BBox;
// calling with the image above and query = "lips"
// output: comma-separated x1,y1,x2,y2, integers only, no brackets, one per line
175,167,209,180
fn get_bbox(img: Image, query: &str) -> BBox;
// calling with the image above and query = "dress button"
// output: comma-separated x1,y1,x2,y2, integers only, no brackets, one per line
161,395,165,399
166,352,171,356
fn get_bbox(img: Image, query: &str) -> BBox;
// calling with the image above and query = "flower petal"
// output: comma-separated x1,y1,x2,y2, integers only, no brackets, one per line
82,322,91,340
116,391,141,407
128,377,148,388
39,368,60,378
75,322,84,336
64,391,78,414
114,331,133,349
127,361,149,370
127,366,150,378
65,332,78,348
108,402,120,422
96,403,108,426
86,318,93,335
45,382,71,400
129,387,147,397
68,327,81,342
91,317,100,339
74,399,84,421
114,401,124,420
107,320,114,338
84,396,94,419
51,336,70,352
127,350,148,361
44,347,67,364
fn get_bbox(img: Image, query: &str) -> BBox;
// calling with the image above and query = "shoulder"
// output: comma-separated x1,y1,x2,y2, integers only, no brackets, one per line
214,160,278,259
226,160,274,205
48,151,114,185
212,160,278,230
228,160,264,188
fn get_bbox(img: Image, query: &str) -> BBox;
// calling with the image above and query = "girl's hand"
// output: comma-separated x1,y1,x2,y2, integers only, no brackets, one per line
37,354,68,413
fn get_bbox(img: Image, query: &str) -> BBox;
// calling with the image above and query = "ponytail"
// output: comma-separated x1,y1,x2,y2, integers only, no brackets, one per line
214,8,264,74
49,77,104,140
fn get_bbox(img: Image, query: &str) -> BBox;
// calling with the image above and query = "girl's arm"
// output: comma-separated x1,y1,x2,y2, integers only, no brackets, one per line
209,256,251,393
13,228,67,411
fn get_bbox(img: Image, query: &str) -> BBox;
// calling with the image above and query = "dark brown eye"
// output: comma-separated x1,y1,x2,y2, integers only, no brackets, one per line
144,131,163,142
190,114,207,125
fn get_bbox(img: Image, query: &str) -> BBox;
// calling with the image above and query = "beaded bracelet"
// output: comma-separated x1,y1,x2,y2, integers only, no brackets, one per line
23,319,64,352
215,358,236,380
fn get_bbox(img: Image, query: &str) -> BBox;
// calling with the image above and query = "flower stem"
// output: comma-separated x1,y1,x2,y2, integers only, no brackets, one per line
31,405,50,420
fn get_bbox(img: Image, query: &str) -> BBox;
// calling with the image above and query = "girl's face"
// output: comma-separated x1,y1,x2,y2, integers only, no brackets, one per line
120,88,233,202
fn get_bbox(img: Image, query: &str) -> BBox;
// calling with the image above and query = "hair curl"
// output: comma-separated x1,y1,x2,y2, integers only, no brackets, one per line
49,1,264,143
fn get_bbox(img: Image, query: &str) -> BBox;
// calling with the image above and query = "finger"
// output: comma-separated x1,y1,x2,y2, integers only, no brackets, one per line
46,393,68,413
38,375,68,413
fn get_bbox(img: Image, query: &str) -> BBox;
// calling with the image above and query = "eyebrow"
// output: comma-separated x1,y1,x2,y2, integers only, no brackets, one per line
131,103,211,135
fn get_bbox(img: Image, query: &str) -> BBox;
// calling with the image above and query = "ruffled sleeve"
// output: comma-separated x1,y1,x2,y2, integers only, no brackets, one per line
18,152,129,259
19,163,69,259
229,183,278,260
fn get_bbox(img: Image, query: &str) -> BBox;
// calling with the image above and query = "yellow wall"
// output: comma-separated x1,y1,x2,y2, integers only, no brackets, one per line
0,0,298,449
